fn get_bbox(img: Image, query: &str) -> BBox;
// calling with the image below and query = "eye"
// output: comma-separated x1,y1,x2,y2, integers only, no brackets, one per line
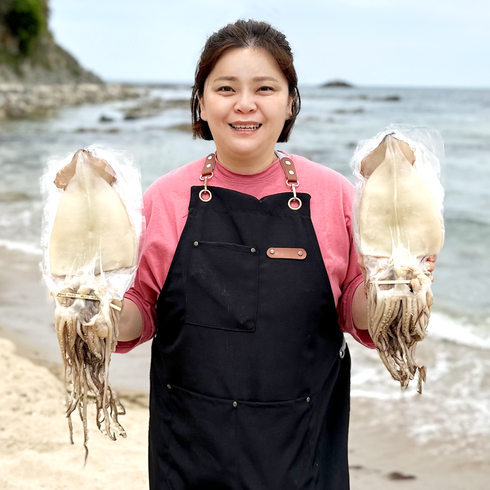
217,86,234,92
259,86,275,92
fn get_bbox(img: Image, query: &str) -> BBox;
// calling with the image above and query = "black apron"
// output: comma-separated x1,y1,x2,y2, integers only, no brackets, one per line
149,154,351,489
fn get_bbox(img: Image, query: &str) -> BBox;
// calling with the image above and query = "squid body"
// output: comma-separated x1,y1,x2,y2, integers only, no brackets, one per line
358,133,444,393
48,149,137,460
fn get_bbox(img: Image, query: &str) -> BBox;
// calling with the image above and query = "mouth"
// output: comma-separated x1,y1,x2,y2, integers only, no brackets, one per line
229,123,262,132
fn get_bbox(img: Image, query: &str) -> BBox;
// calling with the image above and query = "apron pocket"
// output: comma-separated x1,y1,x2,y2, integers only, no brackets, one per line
236,396,314,490
186,240,259,332
166,384,237,489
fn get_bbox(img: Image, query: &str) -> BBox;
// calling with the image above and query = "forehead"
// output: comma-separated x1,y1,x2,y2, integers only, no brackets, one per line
207,47,287,83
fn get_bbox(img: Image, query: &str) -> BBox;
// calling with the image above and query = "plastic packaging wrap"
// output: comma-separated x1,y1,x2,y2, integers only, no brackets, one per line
40,146,144,459
351,125,445,393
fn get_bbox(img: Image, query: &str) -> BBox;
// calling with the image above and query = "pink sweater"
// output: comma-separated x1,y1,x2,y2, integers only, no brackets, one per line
118,152,374,352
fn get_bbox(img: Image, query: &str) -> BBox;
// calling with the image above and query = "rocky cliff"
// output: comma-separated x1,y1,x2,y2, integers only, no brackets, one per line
0,0,101,84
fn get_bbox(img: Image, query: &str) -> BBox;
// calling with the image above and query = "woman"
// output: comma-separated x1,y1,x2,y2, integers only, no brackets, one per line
116,19,434,489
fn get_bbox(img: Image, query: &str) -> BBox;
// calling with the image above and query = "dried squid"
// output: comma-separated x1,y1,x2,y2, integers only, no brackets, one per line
352,128,444,393
41,148,142,460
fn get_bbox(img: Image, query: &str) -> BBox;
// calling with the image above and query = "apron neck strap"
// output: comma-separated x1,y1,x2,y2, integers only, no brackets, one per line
201,154,216,178
199,152,302,209
200,152,298,184
278,155,298,185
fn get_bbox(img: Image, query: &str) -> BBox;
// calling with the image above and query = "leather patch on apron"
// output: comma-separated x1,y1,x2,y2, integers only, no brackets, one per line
267,247,307,260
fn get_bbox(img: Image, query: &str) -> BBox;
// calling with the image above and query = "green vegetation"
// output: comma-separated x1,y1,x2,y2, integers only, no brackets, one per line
0,0,100,83
5,0,45,57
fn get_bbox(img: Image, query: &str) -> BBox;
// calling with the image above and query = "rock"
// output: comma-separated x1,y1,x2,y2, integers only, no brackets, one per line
122,98,166,120
0,0,101,85
0,2,151,120
75,127,121,134
0,83,147,121
121,97,188,120
321,80,354,88
387,471,417,480
168,123,193,132
354,94,401,102
333,107,365,114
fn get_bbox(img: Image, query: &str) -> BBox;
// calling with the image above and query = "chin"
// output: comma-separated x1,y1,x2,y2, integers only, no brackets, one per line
219,140,263,157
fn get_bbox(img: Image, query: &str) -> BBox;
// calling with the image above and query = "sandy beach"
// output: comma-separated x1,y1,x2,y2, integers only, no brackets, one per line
1,332,489,490
0,336,149,490
0,236,488,490
0,244,489,489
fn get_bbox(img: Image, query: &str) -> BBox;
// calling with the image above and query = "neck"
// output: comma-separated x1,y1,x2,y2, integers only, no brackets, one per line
216,149,278,174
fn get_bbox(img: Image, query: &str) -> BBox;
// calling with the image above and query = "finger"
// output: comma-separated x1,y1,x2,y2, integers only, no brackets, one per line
427,254,437,263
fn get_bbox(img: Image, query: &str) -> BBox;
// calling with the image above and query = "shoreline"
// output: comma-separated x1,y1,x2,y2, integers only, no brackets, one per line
0,82,147,120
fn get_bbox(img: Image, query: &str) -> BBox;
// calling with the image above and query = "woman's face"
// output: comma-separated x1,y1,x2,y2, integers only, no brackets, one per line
200,48,292,166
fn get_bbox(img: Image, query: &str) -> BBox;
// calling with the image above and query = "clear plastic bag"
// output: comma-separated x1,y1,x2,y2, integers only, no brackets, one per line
39,146,144,459
350,125,445,393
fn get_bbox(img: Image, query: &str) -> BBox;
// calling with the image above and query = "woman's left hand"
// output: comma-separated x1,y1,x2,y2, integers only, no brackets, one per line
426,254,437,282
358,254,437,283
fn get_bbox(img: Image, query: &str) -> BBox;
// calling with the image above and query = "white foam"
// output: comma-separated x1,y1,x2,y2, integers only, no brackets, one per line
0,239,42,256
351,389,418,400
428,311,490,350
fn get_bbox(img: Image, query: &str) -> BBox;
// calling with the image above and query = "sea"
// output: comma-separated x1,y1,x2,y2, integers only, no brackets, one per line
0,84,489,457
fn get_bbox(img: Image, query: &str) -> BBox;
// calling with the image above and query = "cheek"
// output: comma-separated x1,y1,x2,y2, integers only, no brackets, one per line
205,100,230,125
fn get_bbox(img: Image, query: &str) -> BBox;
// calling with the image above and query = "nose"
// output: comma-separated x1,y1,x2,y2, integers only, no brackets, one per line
234,91,256,113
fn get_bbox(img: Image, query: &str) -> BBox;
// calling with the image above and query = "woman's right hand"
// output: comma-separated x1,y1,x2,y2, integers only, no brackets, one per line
117,298,143,342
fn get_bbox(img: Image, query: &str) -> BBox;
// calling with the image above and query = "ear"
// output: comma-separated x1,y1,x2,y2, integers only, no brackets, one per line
286,94,294,120
199,96,207,122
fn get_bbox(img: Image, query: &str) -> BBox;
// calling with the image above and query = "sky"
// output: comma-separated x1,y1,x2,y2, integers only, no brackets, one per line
49,0,490,88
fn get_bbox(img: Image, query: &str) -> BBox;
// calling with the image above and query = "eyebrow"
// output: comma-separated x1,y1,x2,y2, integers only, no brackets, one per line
212,76,280,83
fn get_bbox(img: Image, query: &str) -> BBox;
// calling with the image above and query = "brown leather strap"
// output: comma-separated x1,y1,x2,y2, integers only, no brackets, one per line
201,153,216,177
202,153,298,183
201,152,299,194
279,155,298,184
266,247,307,260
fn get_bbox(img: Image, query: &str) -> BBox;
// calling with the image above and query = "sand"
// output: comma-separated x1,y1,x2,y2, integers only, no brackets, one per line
0,248,488,489
0,334,489,490
0,336,148,490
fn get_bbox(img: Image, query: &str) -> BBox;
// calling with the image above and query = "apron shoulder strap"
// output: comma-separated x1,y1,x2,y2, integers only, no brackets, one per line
200,152,298,184
278,155,298,185
201,154,216,178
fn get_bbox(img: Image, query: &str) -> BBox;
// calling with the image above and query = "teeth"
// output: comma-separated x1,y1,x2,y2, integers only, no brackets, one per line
231,124,260,130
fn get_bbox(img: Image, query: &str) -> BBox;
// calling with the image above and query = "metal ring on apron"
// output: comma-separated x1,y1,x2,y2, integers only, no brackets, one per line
287,182,302,210
199,188,212,202
199,174,213,202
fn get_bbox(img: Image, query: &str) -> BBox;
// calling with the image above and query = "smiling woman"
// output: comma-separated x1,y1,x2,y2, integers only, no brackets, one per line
115,19,375,490
191,20,301,145
199,48,294,173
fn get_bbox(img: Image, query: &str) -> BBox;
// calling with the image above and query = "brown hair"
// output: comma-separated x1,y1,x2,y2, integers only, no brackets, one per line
191,19,301,142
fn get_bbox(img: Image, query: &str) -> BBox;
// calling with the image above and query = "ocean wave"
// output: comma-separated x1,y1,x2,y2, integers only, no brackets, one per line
428,311,490,349
351,389,418,400
0,238,42,256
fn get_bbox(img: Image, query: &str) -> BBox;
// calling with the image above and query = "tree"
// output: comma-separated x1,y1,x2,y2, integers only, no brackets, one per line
5,0,45,56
